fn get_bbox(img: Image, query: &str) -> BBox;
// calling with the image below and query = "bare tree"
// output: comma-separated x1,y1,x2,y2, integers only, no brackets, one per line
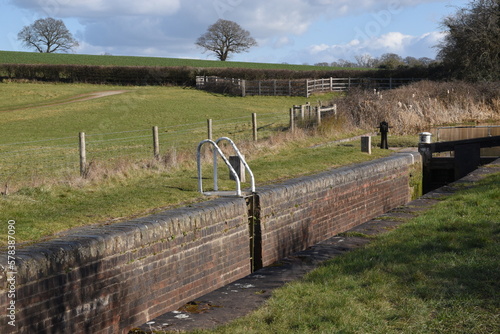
437,0,499,80
18,17,79,53
196,19,257,61
331,59,356,68
355,54,377,68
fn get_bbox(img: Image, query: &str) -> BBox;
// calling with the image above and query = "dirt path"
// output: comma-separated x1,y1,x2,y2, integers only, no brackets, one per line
2,90,129,112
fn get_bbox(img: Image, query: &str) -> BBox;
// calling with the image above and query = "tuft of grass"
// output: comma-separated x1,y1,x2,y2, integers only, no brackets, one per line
337,231,376,239
191,173,500,334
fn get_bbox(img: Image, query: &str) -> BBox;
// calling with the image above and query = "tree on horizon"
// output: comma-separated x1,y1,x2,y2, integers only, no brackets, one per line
196,19,257,61
18,17,79,53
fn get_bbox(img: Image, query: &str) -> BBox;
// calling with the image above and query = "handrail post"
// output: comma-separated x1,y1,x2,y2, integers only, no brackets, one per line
197,139,243,196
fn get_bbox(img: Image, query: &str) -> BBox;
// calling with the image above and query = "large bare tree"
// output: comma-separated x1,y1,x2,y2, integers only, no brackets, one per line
437,0,499,81
18,17,79,53
196,19,257,61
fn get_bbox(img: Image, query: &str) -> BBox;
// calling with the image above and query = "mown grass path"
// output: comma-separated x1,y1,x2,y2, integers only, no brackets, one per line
0,90,128,112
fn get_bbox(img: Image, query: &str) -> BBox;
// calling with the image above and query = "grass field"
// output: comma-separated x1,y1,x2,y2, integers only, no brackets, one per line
189,172,500,334
0,81,318,185
0,81,394,246
0,50,352,71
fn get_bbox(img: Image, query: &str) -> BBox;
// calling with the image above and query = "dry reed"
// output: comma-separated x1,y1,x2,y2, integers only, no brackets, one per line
332,80,500,135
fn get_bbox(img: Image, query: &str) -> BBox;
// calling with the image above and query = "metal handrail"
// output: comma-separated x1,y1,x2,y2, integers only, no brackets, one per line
196,137,255,196
214,137,255,193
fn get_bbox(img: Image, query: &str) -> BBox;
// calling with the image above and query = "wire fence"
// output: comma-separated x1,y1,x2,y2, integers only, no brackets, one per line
0,112,290,188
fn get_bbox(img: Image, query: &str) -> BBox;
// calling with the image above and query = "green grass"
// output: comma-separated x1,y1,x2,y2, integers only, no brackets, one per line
0,82,318,142
0,139,392,247
0,82,323,184
188,173,500,334
0,50,361,71
0,81,388,246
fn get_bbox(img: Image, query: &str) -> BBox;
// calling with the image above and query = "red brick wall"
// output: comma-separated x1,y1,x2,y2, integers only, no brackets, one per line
0,198,250,334
0,153,419,333
257,154,416,267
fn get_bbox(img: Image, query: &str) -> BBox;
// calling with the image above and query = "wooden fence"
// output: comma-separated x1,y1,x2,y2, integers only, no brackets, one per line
195,76,308,97
196,76,421,97
305,77,421,96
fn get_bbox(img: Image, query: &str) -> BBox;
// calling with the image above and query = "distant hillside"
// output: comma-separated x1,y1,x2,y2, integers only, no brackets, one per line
0,50,364,71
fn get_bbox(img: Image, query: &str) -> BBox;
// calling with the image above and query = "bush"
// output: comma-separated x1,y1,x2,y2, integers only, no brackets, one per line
1,63,440,86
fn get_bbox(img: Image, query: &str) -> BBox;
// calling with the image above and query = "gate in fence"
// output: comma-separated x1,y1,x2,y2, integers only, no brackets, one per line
196,76,422,97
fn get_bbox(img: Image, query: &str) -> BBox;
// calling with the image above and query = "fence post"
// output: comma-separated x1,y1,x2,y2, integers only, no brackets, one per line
289,108,295,133
252,113,258,142
152,126,160,159
316,107,321,126
273,80,277,96
79,132,87,177
241,79,246,97
207,119,213,140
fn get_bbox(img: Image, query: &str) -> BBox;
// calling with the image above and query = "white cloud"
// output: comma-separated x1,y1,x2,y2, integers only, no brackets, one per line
12,0,181,17
301,30,446,64
10,0,451,60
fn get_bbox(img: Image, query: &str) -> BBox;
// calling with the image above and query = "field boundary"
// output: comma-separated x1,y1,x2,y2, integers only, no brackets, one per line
196,76,422,97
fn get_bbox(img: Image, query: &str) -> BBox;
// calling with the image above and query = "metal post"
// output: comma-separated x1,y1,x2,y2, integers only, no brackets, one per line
378,121,390,149
289,108,295,133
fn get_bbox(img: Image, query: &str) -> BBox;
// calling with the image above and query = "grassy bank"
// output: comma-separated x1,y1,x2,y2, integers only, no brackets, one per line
0,135,392,247
190,172,500,334
0,82,319,187
0,81,388,246
2,80,498,248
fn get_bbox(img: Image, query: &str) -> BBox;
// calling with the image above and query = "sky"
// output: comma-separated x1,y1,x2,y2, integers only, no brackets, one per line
0,0,471,65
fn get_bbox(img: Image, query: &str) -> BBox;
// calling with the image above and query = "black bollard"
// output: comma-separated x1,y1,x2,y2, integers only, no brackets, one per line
378,121,390,149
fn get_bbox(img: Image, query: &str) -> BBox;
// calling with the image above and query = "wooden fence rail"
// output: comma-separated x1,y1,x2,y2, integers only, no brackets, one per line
196,76,421,97
305,77,421,96
289,103,338,129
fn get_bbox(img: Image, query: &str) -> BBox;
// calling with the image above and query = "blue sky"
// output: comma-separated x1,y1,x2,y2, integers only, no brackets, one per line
0,0,470,64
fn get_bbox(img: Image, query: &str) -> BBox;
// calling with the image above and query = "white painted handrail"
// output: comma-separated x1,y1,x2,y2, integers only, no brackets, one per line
214,137,255,193
197,139,241,196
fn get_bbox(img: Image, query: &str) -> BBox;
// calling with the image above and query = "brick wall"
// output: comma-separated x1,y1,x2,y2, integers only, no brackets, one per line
0,153,420,333
257,153,417,267
0,198,250,334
